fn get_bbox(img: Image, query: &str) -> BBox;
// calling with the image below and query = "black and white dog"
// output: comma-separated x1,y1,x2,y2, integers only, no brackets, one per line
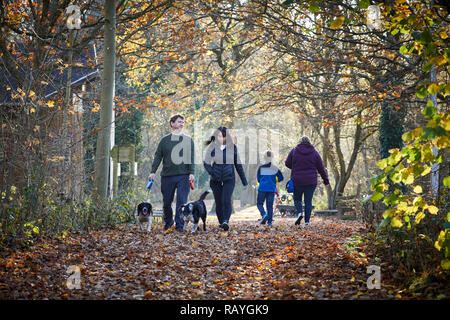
136,202,153,232
179,190,210,233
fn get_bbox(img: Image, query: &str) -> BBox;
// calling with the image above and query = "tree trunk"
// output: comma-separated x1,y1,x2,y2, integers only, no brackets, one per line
94,0,116,202
61,29,74,198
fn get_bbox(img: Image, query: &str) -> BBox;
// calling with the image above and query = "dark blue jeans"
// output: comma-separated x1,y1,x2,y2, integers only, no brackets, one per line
293,184,316,223
210,179,235,225
161,174,190,230
257,191,275,223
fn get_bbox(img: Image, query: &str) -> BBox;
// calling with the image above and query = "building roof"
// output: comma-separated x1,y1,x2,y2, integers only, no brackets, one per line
0,43,99,105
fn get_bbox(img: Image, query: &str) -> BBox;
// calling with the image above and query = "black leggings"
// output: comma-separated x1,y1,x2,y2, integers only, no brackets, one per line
210,179,235,225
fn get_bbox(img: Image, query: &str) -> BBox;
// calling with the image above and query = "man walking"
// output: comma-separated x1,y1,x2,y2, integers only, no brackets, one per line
148,114,195,232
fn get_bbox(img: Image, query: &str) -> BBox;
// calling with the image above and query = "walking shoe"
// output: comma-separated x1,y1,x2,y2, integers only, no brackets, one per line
164,223,174,231
164,225,175,234
304,222,310,226
261,214,269,225
295,214,303,225
221,222,229,231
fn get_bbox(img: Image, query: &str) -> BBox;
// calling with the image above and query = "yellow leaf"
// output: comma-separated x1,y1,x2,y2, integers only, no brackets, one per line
413,185,423,193
428,83,440,95
426,205,439,215
404,173,414,185
30,107,35,113
435,231,445,250
420,166,431,176
442,115,450,131
191,281,202,286
47,100,55,107
391,216,403,228
428,55,446,66
330,16,345,29
415,211,425,224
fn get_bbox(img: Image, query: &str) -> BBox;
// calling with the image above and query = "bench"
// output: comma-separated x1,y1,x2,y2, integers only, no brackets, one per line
275,205,315,217
276,204,296,217
314,209,338,217
314,208,358,219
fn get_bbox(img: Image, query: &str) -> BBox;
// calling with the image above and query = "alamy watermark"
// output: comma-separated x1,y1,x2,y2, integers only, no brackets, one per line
66,4,81,30
170,122,283,166
66,265,81,289
366,265,381,289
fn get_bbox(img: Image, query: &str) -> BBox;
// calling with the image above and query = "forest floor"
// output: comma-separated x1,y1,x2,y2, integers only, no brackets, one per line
0,206,434,300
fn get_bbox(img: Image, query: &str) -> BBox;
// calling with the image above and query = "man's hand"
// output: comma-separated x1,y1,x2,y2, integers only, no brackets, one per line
189,174,195,182
148,173,156,181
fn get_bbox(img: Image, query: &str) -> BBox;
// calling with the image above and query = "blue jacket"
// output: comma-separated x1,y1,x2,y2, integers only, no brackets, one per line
257,162,284,192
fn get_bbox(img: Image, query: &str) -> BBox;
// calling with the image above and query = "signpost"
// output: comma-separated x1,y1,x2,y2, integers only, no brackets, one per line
110,145,137,198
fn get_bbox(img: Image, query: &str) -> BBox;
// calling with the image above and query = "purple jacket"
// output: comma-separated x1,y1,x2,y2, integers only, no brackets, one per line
285,144,329,186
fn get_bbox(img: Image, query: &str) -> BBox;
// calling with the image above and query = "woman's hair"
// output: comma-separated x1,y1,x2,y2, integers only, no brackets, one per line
299,136,312,145
205,126,228,146
169,114,184,125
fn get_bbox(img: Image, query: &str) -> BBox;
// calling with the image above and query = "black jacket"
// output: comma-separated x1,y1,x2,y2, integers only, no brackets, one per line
203,144,248,185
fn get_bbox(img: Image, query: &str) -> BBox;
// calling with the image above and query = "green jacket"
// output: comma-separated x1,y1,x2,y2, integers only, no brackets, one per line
151,133,195,177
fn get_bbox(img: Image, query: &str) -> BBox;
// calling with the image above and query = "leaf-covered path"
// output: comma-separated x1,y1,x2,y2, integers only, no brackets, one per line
0,209,399,300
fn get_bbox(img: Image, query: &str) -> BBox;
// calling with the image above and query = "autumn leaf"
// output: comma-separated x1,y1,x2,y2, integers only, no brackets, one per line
427,83,440,95
330,16,345,29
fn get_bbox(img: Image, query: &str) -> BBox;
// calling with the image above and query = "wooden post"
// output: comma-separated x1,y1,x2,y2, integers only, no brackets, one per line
110,145,136,198
110,146,119,198
129,145,136,188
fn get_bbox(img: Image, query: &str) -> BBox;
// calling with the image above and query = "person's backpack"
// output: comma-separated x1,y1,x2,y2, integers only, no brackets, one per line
286,149,295,193
286,179,294,193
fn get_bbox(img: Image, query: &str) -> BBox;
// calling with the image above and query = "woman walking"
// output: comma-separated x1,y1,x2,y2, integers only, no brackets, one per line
204,127,248,231
285,136,329,226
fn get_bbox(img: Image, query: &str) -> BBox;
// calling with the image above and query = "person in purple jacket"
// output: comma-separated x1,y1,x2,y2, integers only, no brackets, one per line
285,136,330,226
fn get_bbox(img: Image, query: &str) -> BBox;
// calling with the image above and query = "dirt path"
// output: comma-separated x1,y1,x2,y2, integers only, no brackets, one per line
0,208,398,299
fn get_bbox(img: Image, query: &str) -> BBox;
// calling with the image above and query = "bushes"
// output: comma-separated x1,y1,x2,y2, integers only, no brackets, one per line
0,184,135,248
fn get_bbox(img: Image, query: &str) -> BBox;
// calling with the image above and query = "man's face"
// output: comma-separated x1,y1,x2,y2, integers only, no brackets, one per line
171,117,185,130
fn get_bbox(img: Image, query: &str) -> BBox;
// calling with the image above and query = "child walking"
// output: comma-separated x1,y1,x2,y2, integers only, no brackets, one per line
257,151,284,226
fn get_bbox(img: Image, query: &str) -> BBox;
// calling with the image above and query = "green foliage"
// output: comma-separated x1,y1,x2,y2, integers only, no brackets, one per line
369,0,450,275
358,0,370,10
371,106,449,270
378,103,406,159
0,184,135,249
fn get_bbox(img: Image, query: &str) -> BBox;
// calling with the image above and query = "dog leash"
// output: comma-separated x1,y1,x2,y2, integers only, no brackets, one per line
146,179,154,202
